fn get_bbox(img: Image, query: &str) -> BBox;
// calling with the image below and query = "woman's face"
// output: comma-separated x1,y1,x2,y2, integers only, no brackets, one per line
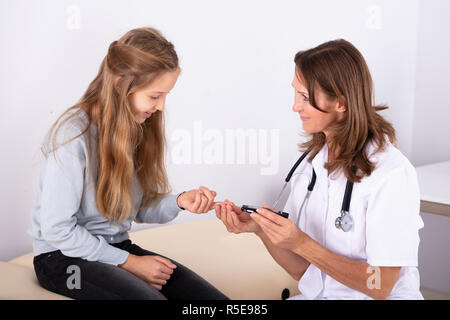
291,70,346,137
125,69,180,124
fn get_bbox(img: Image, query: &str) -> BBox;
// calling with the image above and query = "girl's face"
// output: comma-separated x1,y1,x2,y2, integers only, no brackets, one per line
126,69,180,124
291,70,346,138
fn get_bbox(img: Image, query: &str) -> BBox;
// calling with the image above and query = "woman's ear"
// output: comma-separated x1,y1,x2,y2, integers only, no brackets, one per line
114,76,122,94
336,96,347,113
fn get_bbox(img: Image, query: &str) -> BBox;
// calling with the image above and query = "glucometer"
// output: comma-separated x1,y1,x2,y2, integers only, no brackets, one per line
241,205,289,219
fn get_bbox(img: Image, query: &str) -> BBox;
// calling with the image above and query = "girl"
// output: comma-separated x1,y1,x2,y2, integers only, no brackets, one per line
28,27,228,300
215,39,424,300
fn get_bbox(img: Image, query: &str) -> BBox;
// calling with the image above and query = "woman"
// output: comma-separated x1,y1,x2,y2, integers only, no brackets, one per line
28,27,228,300
215,39,424,300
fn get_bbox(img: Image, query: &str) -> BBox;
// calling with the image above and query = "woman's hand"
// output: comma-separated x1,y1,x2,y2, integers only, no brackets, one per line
250,204,307,251
214,200,261,234
177,186,217,214
119,254,176,291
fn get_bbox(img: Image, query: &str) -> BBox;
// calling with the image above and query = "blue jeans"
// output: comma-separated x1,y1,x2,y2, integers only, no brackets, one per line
33,239,229,300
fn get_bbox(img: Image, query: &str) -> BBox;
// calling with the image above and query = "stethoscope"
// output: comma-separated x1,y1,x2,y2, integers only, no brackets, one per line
272,151,355,232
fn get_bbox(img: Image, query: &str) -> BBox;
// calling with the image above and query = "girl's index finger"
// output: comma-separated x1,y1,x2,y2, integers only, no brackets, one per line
224,200,243,214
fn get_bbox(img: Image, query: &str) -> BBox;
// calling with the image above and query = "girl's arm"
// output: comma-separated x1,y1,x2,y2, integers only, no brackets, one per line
39,124,129,266
135,186,217,224
134,193,182,224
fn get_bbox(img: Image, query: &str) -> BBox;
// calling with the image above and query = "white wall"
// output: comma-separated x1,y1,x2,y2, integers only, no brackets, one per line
411,0,450,166
411,0,450,295
1,0,447,294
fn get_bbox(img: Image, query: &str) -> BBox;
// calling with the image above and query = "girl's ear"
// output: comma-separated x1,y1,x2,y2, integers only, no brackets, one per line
114,76,122,94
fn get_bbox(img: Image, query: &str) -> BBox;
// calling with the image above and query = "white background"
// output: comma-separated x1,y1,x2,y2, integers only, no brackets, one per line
1,0,449,294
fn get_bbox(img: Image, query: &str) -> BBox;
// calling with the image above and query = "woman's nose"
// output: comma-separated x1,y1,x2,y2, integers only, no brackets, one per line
292,101,303,113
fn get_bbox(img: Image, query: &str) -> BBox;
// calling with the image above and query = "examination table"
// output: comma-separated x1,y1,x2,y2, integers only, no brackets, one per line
0,219,300,300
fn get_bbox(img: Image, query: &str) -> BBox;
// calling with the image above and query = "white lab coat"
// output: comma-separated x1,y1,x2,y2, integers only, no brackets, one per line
284,140,424,300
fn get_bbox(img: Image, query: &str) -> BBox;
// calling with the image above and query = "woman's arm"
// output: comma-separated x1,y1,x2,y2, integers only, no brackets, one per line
251,207,401,300
292,233,400,299
255,229,310,281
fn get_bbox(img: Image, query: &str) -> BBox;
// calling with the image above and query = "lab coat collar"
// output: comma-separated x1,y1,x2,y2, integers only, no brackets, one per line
310,138,386,180
311,143,329,177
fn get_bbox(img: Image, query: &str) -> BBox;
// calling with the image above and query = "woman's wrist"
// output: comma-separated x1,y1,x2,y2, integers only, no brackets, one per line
254,228,265,238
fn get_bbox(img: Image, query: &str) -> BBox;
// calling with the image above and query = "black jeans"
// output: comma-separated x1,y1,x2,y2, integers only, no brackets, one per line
33,239,229,300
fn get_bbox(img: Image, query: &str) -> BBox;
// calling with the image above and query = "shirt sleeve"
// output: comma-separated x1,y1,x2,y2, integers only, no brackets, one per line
365,165,424,267
39,126,129,266
134,193,182,224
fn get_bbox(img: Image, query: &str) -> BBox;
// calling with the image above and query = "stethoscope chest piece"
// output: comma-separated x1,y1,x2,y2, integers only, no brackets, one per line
335,210,354,232
278,151,356,233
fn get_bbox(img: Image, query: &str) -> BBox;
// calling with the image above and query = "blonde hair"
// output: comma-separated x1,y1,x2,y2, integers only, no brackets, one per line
44,27,179,224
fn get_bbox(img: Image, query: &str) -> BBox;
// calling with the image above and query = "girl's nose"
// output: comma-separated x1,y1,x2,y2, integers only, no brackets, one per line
155,99,165,112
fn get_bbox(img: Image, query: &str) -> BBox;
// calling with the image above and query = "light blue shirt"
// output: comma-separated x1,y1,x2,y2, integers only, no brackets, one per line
27,110,182,266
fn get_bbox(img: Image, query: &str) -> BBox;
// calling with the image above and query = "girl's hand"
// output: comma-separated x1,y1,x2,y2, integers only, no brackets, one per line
214,200,262,234
250,204,306,250
119,254,177,291
177,186,217,214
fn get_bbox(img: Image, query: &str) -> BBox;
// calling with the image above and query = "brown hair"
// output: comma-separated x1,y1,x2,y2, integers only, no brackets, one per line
294,39,396,183
44,27,179,224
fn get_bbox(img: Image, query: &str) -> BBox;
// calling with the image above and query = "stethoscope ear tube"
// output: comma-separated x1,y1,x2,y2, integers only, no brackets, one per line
272,152,309,208
308,169,317,191
285,152,309,182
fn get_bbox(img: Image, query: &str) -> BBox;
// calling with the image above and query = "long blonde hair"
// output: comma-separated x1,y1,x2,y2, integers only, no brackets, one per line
44,27,179,224
294,39,396,183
